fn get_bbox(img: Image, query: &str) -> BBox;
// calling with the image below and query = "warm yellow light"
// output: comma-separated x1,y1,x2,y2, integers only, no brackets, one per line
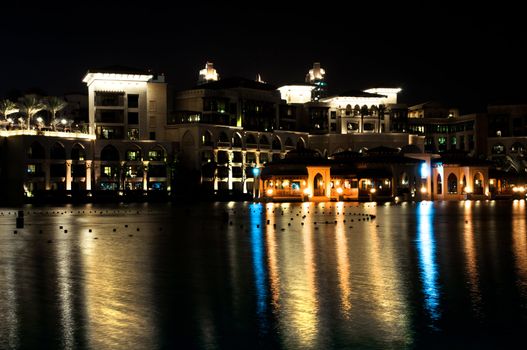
420,186,427,193
303,188,311,195
319,180,324,186
490,179,495,185
460,180,464,185
370,188,376,194
302,180,306,186
282,180,289,187
267,189,274,196
384,179,390,185
336,187,343,194
336,180,340,186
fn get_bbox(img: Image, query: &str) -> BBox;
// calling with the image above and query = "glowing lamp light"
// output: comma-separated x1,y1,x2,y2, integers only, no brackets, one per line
420,186,427,193
370,188,376,194
420,163,430,179
252,167,260,177
36,117,43,123
266,189,273,196
336,180,340,186
303,188,311,195
61,119,67,125
336,187,343,194
490,179,495,185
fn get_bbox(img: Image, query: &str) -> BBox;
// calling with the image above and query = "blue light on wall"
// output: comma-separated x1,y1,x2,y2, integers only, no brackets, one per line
252,167,260,177
420,162,430,179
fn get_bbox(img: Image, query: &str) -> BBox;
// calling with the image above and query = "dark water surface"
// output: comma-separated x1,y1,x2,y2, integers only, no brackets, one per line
1,201,527,349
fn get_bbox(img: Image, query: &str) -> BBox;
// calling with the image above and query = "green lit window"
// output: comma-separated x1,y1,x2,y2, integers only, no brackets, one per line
438,137,446,145
103,166,112,177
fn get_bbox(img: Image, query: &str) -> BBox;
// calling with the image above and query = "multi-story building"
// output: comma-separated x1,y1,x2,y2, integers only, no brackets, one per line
407,101,487,156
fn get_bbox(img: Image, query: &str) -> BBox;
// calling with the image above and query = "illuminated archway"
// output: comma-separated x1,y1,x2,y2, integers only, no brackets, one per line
447,173,458,194
473,172,484,195
314,173,324,196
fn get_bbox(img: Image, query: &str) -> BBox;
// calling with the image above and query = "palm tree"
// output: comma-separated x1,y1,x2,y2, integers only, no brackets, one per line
378,104,386,133
0,99,18,121
44,96,68,130
18,95,45,130
360,105,369,133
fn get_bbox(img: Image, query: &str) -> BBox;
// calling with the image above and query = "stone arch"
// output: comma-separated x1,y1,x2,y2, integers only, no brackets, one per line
232,132,243,147
511,142,525,154
246,134,257,145
447,173,458,194
314,173,324,196
259,135,269,145
71,143,86,161
147,144,166,161
272,136,282,150
218,131,229,143
297,137,306,149
125,144,142,161
50,142,66,160
183,130,195,148
100,145,120,161
202,130,213,146
473,172,484,195
27,141,45,159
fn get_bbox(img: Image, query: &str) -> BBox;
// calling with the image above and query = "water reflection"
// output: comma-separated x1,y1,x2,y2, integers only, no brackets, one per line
277,202,319,349
416,202,440,322
249,204,267,331
0,238,19,349
512,200,527,299
265,204,281,311
334,203,352,316
462,201,482,316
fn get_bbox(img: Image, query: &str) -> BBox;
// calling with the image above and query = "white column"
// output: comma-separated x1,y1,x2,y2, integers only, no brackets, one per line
228,151,233,190
44,160,51,191
66,160,72,191
242,151,247,194
143,161,149,191
85,160,92,191
213,150,218,191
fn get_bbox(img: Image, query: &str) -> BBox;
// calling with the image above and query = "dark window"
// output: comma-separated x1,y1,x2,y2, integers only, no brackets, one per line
128,112,139,124
128,94,139,108
149,132,156,140
95,92,124,106
95,110,124,123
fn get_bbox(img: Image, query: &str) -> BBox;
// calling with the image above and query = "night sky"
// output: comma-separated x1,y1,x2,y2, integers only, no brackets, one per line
1,2,525,113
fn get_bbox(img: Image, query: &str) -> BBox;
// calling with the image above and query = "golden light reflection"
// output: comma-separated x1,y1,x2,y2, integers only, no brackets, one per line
462,200,482,315
266,221,281,310
335,218,352,315
0,241,19,349
364,205,411,344
512,200,527,297
80,219,156,349
277,203,319,349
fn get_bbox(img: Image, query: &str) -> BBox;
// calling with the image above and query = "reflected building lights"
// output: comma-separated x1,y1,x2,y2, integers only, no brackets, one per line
334,203,352,316
512,201,527,298
0,255,19,349
462,201,482,316
416,202,441,322
249,204,268,331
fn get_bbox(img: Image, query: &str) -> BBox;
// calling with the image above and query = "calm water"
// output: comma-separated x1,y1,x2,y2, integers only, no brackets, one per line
1,201,527,349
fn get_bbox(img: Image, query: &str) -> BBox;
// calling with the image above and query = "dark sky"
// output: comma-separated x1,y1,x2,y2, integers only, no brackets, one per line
1,2,526,113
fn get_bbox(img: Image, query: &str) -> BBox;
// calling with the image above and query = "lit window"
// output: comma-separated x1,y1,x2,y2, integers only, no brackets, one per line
27,164,36,174
103,166,112,177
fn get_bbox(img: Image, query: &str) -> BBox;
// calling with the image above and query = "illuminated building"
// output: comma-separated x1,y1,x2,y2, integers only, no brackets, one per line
260,146,430,202
431,154,490,200
167,74,309,197
305,62,327,101
198,62,219,85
